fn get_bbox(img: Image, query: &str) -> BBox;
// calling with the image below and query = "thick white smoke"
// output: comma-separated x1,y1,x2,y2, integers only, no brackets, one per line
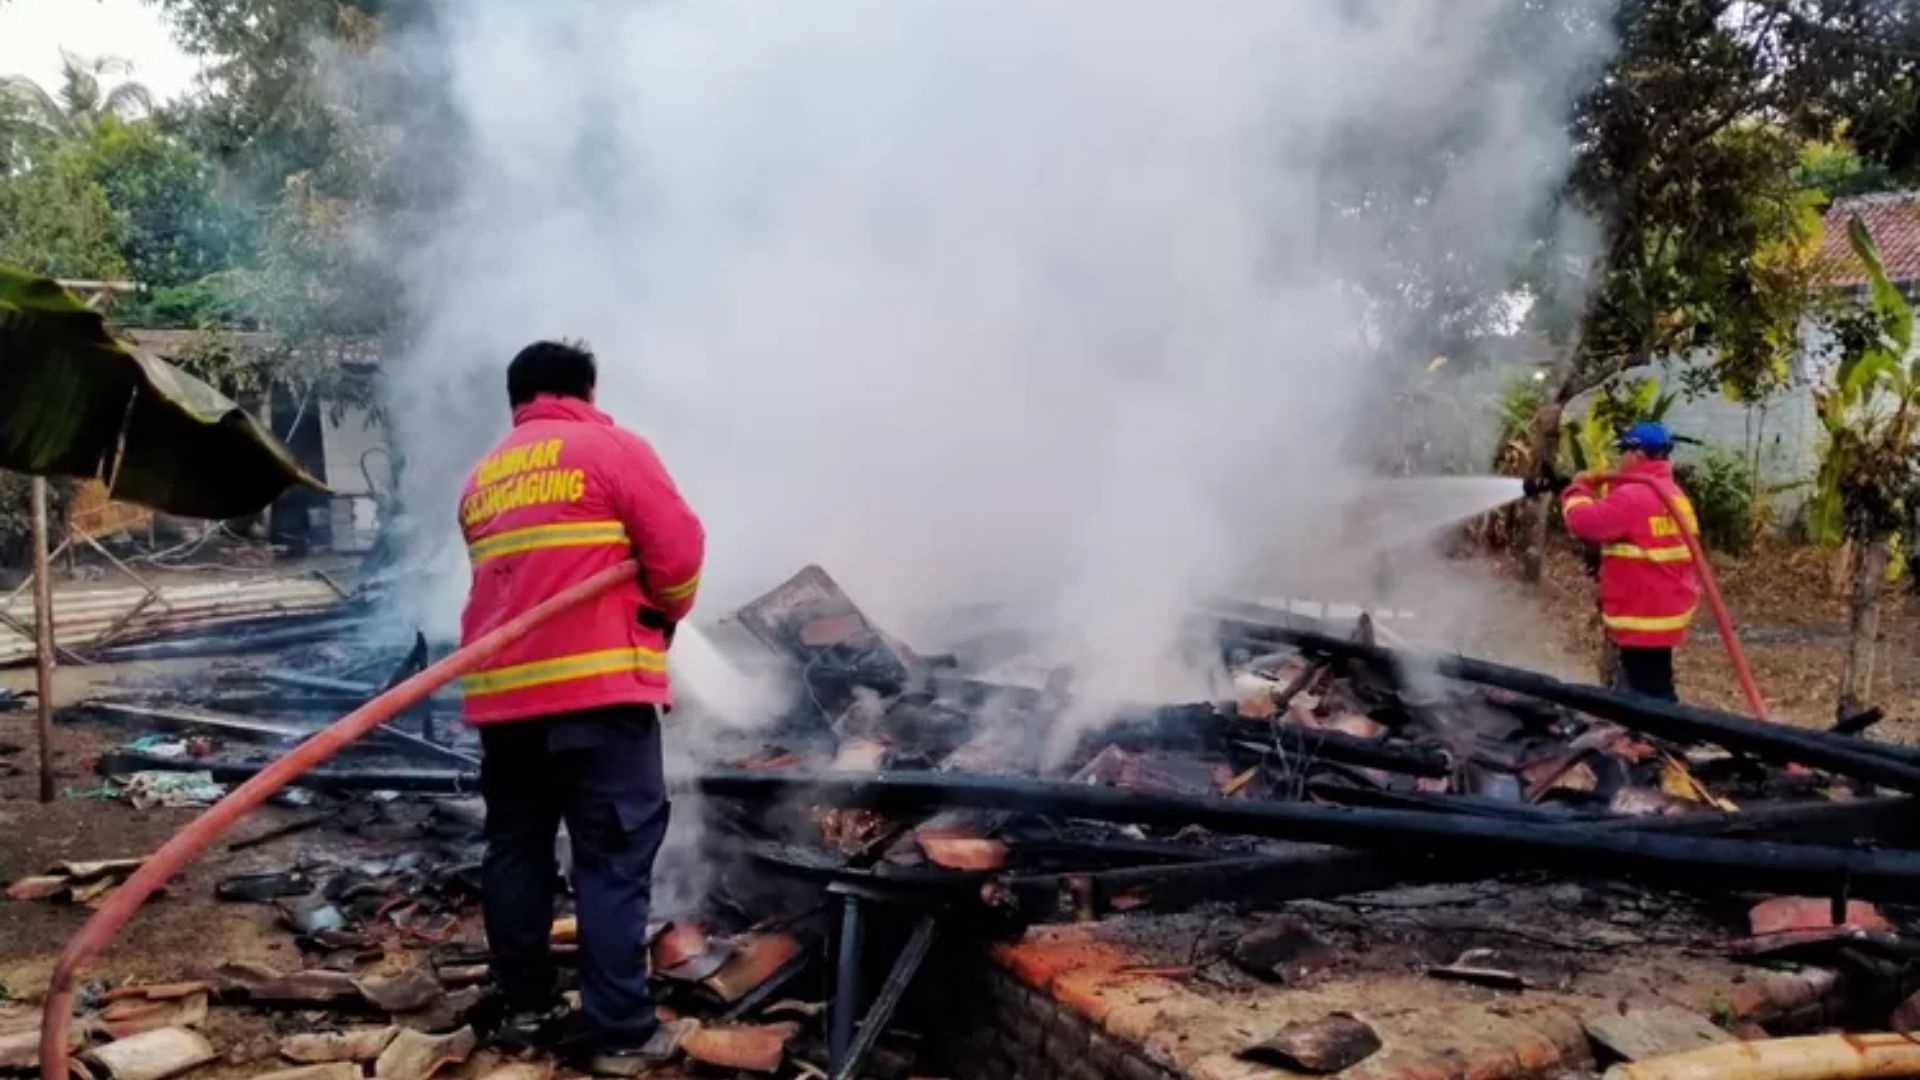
385,0,1612,711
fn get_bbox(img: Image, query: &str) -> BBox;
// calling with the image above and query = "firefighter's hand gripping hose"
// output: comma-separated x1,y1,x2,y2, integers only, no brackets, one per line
37,559,641,1080
1587,472,1772,721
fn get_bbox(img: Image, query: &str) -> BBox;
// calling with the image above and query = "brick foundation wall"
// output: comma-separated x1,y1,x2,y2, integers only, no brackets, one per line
928,923,1862,1080
940,960,1180,1080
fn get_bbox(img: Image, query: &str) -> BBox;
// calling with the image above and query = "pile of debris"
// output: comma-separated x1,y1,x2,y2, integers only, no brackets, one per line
24,564,1920,1079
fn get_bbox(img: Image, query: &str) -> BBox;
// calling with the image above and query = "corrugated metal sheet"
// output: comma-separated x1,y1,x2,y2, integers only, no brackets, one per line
0,574,345,667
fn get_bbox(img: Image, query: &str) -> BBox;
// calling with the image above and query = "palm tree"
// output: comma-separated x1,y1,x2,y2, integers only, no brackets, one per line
0,52,154,139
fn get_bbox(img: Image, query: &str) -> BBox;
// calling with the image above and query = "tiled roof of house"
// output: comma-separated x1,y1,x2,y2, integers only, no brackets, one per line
1817,191,1920,287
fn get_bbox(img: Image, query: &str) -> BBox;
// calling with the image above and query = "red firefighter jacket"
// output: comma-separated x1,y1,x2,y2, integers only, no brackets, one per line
457,395,704,723
1558,459,1701,648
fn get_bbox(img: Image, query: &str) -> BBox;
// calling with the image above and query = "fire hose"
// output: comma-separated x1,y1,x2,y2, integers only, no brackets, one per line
1579,472,1772,721
37,560,642,1080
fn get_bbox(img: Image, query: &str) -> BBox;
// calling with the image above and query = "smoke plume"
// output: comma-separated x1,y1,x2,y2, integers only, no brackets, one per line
383,0,1613,714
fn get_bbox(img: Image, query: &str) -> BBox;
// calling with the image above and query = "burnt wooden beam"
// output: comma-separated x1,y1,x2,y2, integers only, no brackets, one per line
1240,727,1452,779
693,769,1920,901
1302,780,1602,822
1098,704,1452,779
98,749,475,793
996,847,1442,921
991,797,1920,922
1003,836,1238,869
1832,707,1886,736
1595,795,1920,847
1217,621,1920,793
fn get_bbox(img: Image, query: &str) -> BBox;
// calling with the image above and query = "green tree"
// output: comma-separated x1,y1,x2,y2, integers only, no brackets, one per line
1763,0,1920,184
0,114,242,296
1808,217,1920,720
0,154,125,281
1514,0,1838,581
0,53,153,139
70,117,244,289
0,85,51,171
153,0,443,339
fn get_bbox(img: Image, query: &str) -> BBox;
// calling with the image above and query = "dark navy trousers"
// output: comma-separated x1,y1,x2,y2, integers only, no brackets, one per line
479,704,669,1042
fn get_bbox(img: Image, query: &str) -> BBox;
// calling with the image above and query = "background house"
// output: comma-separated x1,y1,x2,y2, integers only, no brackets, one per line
109,327,392,555
1625,192,1920,524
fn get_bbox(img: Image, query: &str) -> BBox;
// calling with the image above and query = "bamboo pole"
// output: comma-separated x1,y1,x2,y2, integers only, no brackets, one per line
31,477,55,803
1604,1032,1920,1080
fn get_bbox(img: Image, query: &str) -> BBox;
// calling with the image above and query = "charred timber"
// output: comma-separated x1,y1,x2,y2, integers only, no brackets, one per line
694,769,1920,901
743,843,986,896
1593,795,1920,846
996,799,1920,921
1833,708,1886,736
997,847,1438,921
1302,779,1604,822
1245,727,1454,777
1102,704,1453,779
1218,621,1920,793
1004,836,1242,869
1323,789,1920,845
98,750,476,793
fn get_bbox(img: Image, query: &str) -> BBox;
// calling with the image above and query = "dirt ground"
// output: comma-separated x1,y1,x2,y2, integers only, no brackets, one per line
1515,541,1920,743
0,710,302,1000
0,704,469,1079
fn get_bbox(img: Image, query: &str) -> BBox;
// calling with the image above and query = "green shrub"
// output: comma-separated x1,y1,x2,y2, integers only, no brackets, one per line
1490,370,1546,474
1675,448,1763,554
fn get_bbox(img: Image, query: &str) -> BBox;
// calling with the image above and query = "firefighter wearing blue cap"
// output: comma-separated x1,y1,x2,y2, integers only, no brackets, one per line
1555,421,1702,701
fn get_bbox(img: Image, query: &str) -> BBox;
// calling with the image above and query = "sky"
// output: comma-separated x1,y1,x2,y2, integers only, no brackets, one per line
0,0,202,103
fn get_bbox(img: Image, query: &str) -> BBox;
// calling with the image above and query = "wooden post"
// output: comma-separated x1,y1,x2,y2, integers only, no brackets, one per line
30,477,56,803
1838,535,1892,722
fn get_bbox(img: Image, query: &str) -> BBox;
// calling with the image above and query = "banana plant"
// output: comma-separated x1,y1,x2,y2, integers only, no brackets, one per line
1808,217,1920,548
0,264,323,519
1808,216,1920,719
1562,375,1677,475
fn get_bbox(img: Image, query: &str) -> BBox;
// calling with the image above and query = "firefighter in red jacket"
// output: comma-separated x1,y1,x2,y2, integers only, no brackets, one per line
1556,421,1700,702
458,340,703,1064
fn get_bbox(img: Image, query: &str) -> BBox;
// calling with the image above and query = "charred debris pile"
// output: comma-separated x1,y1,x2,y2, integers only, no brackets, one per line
20,565,1920,1079
76,563,1920,909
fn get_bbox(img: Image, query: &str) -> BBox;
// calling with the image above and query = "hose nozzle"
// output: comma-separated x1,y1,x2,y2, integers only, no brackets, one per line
1522,471,1569,498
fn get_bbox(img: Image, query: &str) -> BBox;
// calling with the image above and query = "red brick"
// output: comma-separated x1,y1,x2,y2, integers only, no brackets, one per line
1054,970,1122,1025
993,939,1137,992
1511,1037,1568,1074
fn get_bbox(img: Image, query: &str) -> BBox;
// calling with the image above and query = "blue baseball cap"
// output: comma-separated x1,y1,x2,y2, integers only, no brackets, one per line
1616,421,1674,453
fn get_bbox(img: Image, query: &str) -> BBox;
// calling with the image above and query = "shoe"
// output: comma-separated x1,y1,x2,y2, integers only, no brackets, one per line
479,998,571,1052
567,1020,688,1076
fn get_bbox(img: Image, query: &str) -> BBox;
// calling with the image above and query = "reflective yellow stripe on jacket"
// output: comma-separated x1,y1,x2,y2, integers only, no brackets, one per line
468,520,630,564
462,646,667,697
1600,542,1693,563
1601,608,1697,633
656,571,701,602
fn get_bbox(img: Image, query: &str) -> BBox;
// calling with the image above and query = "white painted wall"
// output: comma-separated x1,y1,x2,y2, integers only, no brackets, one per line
320,406,391,496
320,405,392,552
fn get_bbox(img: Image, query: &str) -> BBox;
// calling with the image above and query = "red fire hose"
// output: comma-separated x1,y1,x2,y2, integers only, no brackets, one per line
1588,472,1771,720
37,559,641,1080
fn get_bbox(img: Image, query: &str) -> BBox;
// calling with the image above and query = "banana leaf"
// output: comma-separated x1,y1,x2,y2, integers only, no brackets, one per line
0,265,325,519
